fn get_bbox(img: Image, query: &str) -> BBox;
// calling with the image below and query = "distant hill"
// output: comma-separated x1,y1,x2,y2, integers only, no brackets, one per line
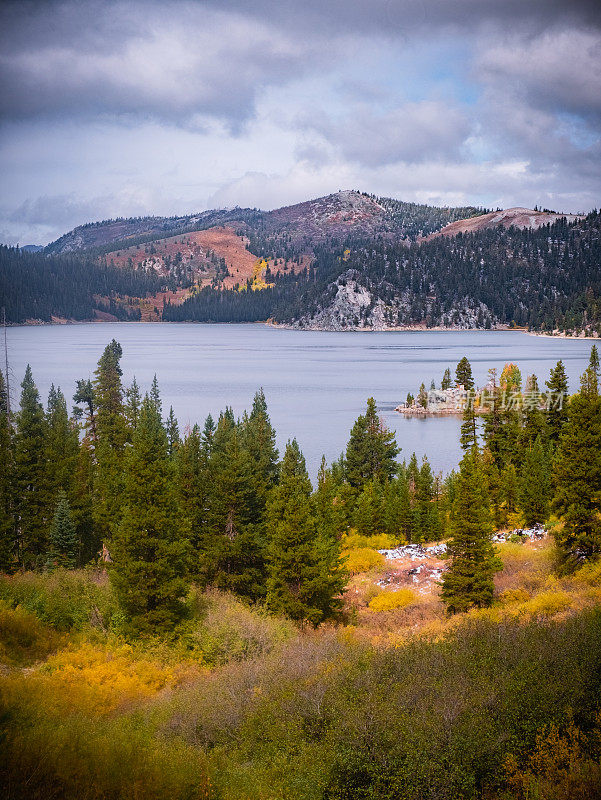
428,206,584,239
21,244,44,253
3,191,599,335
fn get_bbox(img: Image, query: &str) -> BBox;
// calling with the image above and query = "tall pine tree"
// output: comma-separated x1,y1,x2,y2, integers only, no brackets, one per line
266,440,346,626
110,394,191,634
441,449,497,614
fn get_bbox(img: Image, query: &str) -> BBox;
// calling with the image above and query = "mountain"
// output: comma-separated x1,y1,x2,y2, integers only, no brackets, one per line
428,206,584,239
21,244,44,253
3,191,599,335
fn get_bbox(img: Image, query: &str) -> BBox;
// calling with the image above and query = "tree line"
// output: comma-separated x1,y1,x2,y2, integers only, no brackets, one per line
0,342,600,632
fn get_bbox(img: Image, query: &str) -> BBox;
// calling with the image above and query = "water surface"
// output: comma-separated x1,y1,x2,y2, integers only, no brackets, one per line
6,324,595,479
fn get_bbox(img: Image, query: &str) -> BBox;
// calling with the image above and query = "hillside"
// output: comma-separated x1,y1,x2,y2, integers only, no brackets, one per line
429,206,584,239
3,191,599,333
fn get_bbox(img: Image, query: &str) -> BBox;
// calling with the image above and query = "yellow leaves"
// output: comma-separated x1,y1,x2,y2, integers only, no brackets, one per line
368,589,415,612
343,547,385,575
12,642,199,716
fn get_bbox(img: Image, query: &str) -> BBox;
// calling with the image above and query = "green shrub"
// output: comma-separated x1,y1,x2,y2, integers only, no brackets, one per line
0,570,115,632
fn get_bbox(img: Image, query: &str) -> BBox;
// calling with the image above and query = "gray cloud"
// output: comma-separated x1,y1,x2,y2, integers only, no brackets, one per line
0,1,336,128
302,101,472,167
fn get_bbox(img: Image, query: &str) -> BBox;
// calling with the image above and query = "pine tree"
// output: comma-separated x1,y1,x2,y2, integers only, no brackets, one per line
519,436,551,527
207,425,267,600
455,357,474,390
460,390,478,451
589,344,600,388
149,374,162,415
93,340,128,542
501,463,519,515
344,398,399,490
124,377,141,432
14,365,50,566
70,436,97,565
46,385,79,502
418,382,428,408
381,475,410,543
441,450,497,614
110,395,191,634
314,456,346,542
552,373,601,566
240,389,279,509
73,378,97,443
166,406,180,457
441,367,452,390
520,374,548,452
353,480,382,536
201,413,215,454
413,457,441,542
266,440,346,625
0,371,14,571
47,490,77,569
175,424,210,579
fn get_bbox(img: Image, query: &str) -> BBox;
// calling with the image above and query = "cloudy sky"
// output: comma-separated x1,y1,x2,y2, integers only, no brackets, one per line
1,0,600,245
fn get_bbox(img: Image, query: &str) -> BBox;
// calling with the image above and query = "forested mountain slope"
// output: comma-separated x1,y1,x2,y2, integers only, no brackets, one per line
3,192,599,333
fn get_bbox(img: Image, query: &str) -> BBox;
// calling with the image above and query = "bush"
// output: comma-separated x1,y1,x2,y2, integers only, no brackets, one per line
0,603,63,666
342,532,398,550
343,548,385,575
500,588,531,604
186,590,295,665
368,589,415,612
521,590,572,618
0,569,115,632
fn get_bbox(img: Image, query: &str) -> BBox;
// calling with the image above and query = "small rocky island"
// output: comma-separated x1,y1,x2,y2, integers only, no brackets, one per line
396,358,552,417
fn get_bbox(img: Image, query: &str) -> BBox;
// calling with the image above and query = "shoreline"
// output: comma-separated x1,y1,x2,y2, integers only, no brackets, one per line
9,318,600,339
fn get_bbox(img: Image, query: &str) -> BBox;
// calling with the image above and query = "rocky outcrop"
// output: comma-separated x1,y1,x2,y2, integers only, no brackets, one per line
289,270,499,331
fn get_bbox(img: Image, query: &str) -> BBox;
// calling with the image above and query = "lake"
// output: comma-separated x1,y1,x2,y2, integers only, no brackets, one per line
5,323,596,480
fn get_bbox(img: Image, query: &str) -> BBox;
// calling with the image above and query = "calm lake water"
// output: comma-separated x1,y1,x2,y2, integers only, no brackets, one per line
6,323,596,480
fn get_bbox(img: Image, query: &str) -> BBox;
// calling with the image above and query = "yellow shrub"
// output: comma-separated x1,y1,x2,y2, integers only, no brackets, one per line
342,532,398,550
521,590,572,618
25,642,199,715
500,588,531,604
369,589,415,612
344,548,385,574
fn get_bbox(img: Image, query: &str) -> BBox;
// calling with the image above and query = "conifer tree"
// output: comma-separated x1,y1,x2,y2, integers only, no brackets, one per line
240,389,279,508
0,371,14,571
455,357,474,390
418,382,428,408
501,463,519,515
314,456,346,542
73,378,97,443
441,450,497,613
93,340,128,541
545,360,568,446
70,436,97,565
47,490,77,569
353,481,382,536
344,398,399,489
519,436,551,527
207,425,267,600
124,377,141,431
201,413,215,454
381,475,410,542
266,440,345,625
552,371,601,566
460,390,478,451
166,406,180,457
14,365,50,566
175,424,210,578
520,374,548,452
110,394,191,634
46,385,79,502
149,374,162,415
413,458,441,542
441,367,452,390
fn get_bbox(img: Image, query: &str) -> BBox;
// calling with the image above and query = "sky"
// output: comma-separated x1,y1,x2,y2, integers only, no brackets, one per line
1,0,600,245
